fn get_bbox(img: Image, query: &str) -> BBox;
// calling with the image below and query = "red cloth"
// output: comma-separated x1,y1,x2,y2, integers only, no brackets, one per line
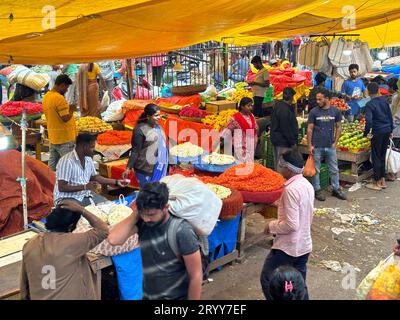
240,188,283,204
379,88,390,95
298,70,313,87
110,164,140,189
157,94,202,108
220,189,243,221
0,150,55,236
270,73,307,95
123,109,216,153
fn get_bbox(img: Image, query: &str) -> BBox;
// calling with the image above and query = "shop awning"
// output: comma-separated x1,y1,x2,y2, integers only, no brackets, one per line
1,0,400,64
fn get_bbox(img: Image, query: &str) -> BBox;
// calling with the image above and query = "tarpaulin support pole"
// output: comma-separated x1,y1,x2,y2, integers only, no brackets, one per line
223,42,229,82
17,109,29,229
126,59,134,100
309,33,360,38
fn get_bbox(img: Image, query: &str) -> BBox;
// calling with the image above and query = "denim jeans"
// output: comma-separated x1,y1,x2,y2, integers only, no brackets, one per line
48,141,75,171
312,147,340,191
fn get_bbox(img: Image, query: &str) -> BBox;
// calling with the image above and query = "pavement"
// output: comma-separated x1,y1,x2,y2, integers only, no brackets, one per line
201,180,400,300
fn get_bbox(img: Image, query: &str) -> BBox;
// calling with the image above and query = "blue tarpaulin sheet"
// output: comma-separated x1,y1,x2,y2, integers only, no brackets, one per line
208,214,241,270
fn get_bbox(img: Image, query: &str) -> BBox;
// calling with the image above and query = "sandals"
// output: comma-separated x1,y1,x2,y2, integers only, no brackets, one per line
365,183,382,191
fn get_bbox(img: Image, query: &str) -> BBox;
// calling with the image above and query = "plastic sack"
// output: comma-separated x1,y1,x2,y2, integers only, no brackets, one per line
160,174,222,236
356,258,387,300
8,65,50,91
328,38,353,68
303,155,316,177
101,91,110,111
102,99,126,122
366,254,400,300
386,139,400,174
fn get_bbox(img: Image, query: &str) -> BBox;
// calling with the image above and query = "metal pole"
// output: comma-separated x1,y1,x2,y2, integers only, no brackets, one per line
20,109,28,229
223,43,229,82
126,59,134,100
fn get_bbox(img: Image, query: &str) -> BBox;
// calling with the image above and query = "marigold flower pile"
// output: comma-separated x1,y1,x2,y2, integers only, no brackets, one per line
97,130,132,145
199,163,284,192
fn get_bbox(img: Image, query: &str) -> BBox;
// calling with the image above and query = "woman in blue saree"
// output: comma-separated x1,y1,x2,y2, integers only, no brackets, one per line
123,104,168,187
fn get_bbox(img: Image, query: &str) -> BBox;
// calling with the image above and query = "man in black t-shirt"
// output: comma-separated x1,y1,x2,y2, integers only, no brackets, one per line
307,88,347,201
108,182,202,300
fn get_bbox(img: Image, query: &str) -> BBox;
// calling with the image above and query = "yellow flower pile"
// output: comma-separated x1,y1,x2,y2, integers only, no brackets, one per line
77,116,113,133
229,88,253,103
206,183,232,200
202,109,238,130
170,142,204,158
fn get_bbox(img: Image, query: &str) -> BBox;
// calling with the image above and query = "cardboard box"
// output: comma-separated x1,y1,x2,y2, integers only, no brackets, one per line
206,100,237,113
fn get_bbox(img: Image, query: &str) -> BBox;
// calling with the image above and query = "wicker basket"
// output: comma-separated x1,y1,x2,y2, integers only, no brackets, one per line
171,84,207,96
179,116,204,123
159,106,182,114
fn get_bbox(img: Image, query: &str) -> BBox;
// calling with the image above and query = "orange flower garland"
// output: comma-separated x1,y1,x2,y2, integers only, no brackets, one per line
97,130,132,145
199,163,284,192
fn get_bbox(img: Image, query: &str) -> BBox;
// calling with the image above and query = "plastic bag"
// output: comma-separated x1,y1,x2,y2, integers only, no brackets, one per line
356,258,387,300
366,254,400,300
303,155,316,177
386,139,400,174
101,91,110,111
160,174,222,236
102,99,125,122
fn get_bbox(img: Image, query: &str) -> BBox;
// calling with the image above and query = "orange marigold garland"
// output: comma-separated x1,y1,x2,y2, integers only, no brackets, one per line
199,163,284,192
97,130,132,145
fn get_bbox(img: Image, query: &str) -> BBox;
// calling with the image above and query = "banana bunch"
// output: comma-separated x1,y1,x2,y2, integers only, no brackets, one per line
202,109,238,130
229,88,253,103
170,142,204,157
77,116,113,133
206,183,232,200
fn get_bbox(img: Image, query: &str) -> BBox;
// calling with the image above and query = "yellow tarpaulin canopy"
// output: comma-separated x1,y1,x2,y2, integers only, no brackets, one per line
221,1,400,47
1,0,399,64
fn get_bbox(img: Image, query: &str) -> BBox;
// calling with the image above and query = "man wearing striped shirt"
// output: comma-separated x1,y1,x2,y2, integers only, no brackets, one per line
54,133,129,206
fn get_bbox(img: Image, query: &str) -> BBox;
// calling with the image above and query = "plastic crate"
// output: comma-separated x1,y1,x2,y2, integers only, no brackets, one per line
261,133,275,170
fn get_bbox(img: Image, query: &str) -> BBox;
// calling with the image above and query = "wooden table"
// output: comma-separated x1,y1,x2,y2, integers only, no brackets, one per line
237,203,273,260
297,145,373,183
0,230,112,300
13,132,42,161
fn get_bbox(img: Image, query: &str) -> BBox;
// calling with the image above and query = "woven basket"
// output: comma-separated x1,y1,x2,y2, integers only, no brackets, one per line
179,116,204,123
171,84,207,96
159,106,182,114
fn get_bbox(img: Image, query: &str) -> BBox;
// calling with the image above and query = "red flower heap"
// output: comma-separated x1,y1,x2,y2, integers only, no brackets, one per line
0,101,43,117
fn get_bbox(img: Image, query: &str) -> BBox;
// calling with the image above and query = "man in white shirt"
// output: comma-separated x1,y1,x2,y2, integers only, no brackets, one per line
54,133,128,206
248,55,270,117
98,61,116,102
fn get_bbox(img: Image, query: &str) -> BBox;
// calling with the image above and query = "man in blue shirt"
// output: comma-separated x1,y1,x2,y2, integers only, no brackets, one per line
341,64,366,117
231,54,250,82
364,82,393,191
307,88,347,201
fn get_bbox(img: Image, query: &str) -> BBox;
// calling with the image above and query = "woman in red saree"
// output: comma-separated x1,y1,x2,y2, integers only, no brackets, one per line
221,97,258,163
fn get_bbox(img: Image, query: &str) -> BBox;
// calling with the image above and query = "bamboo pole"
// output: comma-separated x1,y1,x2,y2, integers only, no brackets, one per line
126,59,134,100
19,109,28,229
